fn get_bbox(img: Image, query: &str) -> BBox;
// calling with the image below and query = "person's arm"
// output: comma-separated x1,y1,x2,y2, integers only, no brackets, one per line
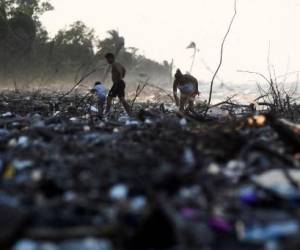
194,79,199,95
173,79,179,106
190,75,199,95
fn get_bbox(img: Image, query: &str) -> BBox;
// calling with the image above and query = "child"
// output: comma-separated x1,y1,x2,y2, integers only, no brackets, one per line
91,81,107,117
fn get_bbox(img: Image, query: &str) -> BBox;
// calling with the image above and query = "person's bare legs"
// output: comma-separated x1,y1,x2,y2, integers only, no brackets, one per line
179,95,188,112
119,97,132,116
105,96,113,114
188,96,195,112
98,100,105,118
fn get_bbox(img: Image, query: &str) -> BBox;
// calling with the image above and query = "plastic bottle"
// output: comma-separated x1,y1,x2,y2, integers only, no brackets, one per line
237,220,299,242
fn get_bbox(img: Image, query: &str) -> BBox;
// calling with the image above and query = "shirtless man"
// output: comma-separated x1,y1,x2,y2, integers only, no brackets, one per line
173,69,199,112
104,53,131,115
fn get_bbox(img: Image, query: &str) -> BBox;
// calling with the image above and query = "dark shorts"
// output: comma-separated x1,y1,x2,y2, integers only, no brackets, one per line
108,80,125,98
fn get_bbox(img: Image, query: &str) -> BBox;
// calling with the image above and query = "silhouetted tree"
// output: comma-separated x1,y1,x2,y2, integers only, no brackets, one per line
0,0,53,87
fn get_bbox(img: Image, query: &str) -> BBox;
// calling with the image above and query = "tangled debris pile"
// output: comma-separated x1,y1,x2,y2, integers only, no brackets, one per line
1,91,300,250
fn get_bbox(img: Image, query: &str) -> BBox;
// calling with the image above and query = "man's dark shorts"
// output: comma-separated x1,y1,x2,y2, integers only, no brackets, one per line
108,80,125,98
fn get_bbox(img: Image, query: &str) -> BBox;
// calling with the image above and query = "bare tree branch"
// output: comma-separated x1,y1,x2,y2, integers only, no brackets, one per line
237,70,271,84
147,83,174,102
59,64,106,101
206,0,238,112
209,94,238,108
131,78,150,109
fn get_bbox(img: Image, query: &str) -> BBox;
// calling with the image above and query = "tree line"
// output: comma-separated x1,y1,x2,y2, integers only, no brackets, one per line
0,0,172,89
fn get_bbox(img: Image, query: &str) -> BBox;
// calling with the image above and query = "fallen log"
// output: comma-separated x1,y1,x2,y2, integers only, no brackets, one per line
24,225,118,241
267,114,300,154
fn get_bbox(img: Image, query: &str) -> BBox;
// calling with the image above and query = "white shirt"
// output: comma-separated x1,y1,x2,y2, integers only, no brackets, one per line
94,84,107,98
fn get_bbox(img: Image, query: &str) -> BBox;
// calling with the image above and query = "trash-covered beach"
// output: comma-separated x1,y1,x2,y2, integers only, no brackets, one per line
1,91,300,250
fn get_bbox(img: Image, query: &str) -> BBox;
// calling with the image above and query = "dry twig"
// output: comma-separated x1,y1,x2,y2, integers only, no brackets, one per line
206,0,238,112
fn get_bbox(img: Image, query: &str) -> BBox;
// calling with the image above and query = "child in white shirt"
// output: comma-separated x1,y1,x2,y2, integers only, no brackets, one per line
91,81,107,117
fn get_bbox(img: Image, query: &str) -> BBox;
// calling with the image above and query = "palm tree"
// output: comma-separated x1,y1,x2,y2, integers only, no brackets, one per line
97,30,125,58
186,41,197,74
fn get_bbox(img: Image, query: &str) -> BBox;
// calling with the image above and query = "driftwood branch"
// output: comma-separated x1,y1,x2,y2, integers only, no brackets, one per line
254,94,269,102
267,115,300,154
147,84,175,102
240,68,297,114
25,225,117,241
59,69,97,101
209,94,238,108
59,64,106,101
131,78,150,109
206,0,238,111
238,70,271,84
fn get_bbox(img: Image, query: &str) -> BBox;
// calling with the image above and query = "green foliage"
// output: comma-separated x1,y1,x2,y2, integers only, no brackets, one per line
47,21,97,81
53,21,95,65
0,0,53,87
97,30,124,57
0,0,53,19
97,30,172,84
55,21,95,48
0,2,170,89
0,0,52,45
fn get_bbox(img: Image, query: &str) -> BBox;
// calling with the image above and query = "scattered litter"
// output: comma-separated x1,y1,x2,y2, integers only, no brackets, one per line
237,220,299,242
130,196,147,213
207,163,221,175
1,91,300,249
179,118,187,126
12,159,34,170
70,117,78,122
109,184,128,201
183,148,196,168
125,120,139,126
0,129,9,139
31,170,42,182
17,136,30,148
90,106,98,113
2,112,13,118
207,107,230,118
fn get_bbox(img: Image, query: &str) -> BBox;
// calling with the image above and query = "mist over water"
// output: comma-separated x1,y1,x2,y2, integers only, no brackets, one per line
41,0,300,85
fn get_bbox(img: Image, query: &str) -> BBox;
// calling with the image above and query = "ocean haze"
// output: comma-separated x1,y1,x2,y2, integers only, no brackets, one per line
41,0,300,85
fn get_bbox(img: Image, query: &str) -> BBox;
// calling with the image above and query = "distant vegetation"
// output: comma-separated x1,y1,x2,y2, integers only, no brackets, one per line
0,0,172,89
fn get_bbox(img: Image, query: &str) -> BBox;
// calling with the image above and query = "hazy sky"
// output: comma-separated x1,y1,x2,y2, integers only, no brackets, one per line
41,0,300,84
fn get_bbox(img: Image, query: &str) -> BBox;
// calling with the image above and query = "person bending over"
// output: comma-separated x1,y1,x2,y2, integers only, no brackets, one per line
173,69,199,112
91,81,107,118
